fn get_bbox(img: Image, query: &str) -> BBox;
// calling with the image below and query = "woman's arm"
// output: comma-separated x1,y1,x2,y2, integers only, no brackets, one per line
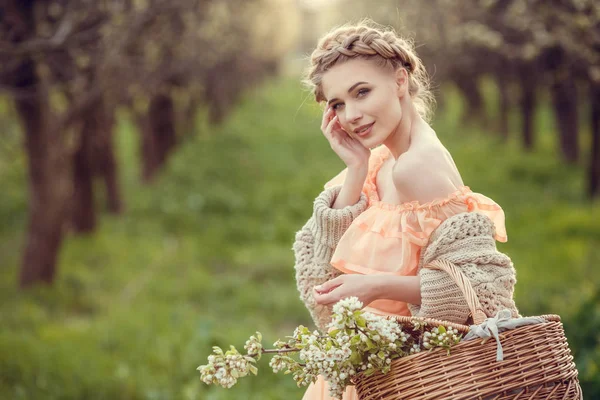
313,274,421,307
294,219,341,331
371,275,421,305
313,213,520,326
332,166,368,209
294,185,368,331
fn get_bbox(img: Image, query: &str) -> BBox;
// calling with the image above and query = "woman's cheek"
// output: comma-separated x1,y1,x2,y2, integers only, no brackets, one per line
340,119,352,135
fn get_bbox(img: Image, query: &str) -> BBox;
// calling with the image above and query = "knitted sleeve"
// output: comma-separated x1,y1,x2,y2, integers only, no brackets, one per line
293,185,368,331
407,213,520,325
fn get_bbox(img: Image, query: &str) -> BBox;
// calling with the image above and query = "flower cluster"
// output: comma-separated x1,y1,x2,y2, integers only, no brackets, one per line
244,332,263,359
197,345,258,388
423,326,461,354
197,297,463,399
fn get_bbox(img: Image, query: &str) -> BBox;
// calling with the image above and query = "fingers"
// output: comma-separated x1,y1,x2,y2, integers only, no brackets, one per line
313,286,341,305
322,108,345,139
314,276,344,305
325,115,340,140
315,276,342,293
320,107,334,132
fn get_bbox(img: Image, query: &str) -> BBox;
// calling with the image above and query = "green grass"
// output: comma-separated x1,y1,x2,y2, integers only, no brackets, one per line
0,77,599,399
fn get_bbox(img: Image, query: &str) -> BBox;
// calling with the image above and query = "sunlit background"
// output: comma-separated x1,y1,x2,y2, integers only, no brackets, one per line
1,0,599,399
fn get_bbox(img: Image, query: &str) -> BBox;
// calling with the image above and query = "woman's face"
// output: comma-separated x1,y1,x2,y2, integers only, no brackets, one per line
321,58,406,149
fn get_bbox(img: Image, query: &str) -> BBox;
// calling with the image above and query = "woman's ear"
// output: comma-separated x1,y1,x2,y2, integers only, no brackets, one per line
395,68,409,98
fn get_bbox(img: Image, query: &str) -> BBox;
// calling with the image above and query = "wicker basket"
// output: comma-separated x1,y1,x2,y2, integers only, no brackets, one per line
352,260,582,400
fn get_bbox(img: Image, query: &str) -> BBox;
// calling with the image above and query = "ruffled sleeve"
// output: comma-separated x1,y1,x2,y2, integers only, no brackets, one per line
465,193,507,242
324,145,390,193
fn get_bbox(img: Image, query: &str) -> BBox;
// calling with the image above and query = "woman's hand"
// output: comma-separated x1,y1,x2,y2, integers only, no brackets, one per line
321,107,370,171
313,274,377,307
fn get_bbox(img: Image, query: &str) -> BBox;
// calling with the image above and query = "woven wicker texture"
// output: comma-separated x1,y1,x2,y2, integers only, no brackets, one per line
352,260,582,400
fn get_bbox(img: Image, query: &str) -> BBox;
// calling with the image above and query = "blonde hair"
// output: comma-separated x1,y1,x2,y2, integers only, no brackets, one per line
304,20,435,122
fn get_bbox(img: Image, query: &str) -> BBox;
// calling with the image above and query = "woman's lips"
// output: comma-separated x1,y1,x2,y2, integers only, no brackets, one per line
354,122,374,137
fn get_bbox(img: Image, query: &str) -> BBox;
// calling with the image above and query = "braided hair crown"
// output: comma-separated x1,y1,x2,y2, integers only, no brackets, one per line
304,20,435,122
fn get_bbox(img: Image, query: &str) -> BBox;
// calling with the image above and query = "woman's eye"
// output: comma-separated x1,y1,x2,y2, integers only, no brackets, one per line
357,88,370,97
332,103,344,111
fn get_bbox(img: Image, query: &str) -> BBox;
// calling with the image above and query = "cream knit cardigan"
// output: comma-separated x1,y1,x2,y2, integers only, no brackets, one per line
293,185,520,332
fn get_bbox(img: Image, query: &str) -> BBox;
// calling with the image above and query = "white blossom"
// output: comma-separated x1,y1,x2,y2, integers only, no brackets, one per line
197,296,462,399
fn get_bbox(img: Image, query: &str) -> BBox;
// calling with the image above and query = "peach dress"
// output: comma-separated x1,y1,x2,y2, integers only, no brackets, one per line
302,145,507,400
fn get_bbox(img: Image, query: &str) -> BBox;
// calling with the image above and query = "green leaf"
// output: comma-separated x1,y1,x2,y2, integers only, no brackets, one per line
366,338,375,350
329,329,340,338
364,368,376,376
225,345,239,356
438,326,446,334
356,317,367,328
249,365,258,375
377,351,385,359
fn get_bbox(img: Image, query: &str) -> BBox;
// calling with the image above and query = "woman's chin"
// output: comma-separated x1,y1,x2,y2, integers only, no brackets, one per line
361,136,383,149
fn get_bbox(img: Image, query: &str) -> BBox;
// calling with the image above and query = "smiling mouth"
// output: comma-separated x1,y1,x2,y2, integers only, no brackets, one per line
354,122,374,136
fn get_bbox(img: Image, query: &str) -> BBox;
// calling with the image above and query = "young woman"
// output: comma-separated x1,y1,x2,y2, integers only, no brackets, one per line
293,20,520,399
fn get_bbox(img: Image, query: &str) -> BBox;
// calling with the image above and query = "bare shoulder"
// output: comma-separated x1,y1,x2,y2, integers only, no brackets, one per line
392,137,464,202
392,135,450,178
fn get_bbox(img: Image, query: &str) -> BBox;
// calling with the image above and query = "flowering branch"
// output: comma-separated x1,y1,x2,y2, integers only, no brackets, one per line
259,348,298,355
197,297,462,399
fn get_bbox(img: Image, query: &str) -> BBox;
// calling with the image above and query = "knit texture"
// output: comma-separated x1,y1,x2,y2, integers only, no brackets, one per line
407,212,520,324
293,188,519,330
293,186,369,331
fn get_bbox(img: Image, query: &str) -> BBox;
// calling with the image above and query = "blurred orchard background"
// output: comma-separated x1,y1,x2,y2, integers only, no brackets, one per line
0,0,599,399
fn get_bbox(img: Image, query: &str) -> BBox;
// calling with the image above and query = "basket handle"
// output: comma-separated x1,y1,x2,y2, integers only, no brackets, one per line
423,259,488,325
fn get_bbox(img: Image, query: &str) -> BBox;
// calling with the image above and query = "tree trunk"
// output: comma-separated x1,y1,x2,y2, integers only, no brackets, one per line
497,71,510,141
551,74,579,164
141,93,177,182
100,130,123,213
93,101,122,213
5,0,71,287
518,64,536,151
16,62,71,287
180,97,199,139
72,121,96,233
589,83,600,199
205,65,230,124
140,112,158,182
150,93,177,164
455,73,486,126
72,91,122,227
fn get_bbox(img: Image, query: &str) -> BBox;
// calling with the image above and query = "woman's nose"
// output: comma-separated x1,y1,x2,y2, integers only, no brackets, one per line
344,104,362,124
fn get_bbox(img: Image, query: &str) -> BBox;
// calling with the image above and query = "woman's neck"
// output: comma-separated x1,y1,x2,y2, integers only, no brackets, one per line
383,102,423,160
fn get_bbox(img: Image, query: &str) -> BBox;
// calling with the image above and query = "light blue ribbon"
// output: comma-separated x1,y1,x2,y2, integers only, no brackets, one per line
462,309,546,361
